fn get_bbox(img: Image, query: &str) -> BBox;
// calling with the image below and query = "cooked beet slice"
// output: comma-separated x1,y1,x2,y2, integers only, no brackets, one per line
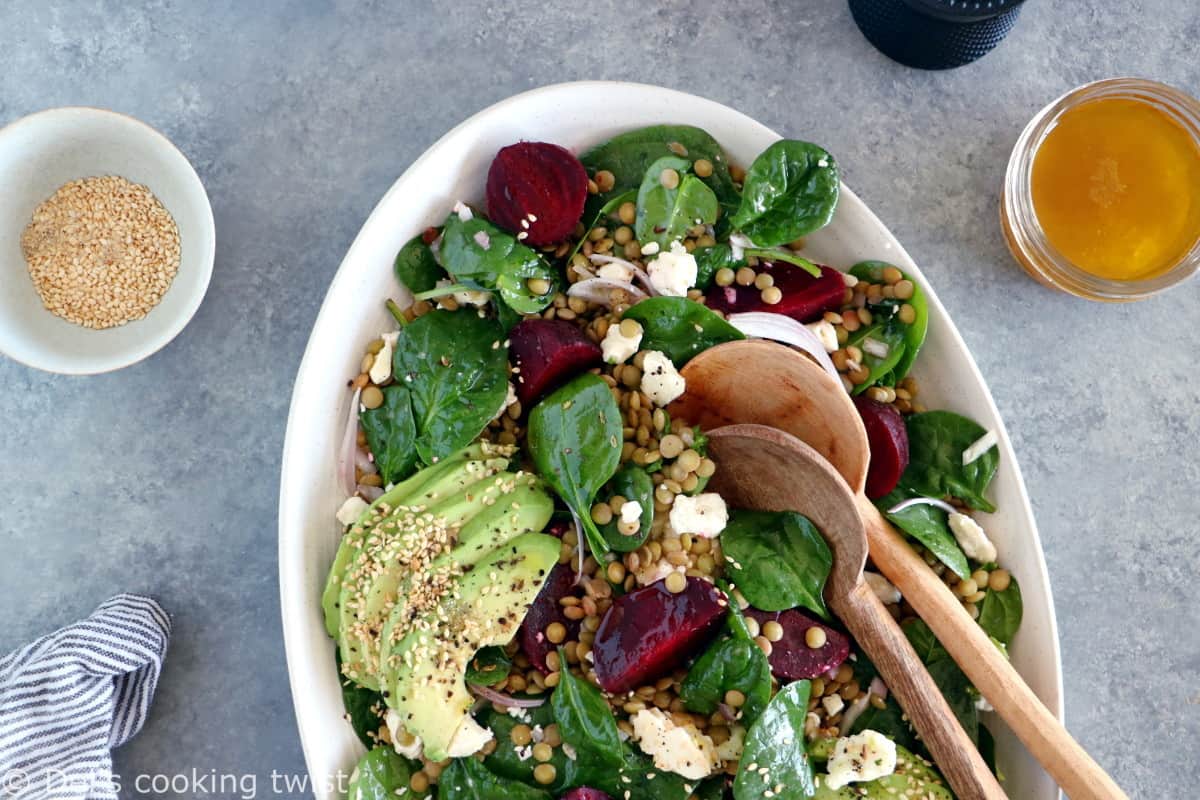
745,608,850,681
559,790,613,800
509,318,603,407
592,577,726,694
853,397,910,499
706,262,845,324
520,562,581,673
486,141,588,246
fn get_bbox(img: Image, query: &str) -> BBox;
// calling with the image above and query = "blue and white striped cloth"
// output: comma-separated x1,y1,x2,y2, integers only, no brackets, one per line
0,595,170,800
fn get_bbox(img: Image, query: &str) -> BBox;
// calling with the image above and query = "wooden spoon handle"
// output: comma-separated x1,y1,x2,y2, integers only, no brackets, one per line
857,497,1129,800
832,581,1008,800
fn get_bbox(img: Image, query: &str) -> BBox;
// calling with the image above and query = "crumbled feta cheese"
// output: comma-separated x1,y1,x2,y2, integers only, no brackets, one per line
597,260,635,282
863,571,901,605
505,705,531,721
669,493,728,538
562,742,578,760
621,500,643,525
445,714,494,757
948,513,998,563
640,241,661,256
602,322,642,365
646,241,697,297
714,724,745,763
640,350,686,406
824,730,897,790
515,745,533,761
806,320,839,353
962,429,999,466
630,707,717,780
386,709,424,760
861,337,890,359
804,712,821,739
453,200,474,222
369,331,399,384
728,233,756,262
976,694,994,712
822,694,845,716
336,496,370,527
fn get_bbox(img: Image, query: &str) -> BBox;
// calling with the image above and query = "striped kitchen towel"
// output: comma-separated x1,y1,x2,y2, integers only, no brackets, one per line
0,595,170,800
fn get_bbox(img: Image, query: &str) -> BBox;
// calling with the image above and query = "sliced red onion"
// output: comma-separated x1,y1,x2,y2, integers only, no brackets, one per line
887,497,959,516
839,692,872,734
357,484,384,502
869,676,888,700
729,233,758,261
717,702,738,722
727,312,840,383
723,286,737,304
589,254,657,296
571,510,587,586
567,277,647,307
355,448,377,475
337,387,362,497
962,429,998,466
468,683,547,708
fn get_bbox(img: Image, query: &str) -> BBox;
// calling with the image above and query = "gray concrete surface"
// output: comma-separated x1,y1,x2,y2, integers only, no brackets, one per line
0,1,1196,797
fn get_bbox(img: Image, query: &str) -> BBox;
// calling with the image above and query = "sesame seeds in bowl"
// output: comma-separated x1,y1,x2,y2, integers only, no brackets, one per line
0,107,214,375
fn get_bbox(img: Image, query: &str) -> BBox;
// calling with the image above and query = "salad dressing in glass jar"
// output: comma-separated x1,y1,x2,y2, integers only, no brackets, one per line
1002,78,1200,300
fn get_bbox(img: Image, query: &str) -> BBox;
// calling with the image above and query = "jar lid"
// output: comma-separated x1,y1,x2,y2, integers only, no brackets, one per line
849,0,1026,70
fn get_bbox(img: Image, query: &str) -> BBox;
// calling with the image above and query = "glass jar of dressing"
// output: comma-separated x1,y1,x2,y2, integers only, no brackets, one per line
1001,78,1200,301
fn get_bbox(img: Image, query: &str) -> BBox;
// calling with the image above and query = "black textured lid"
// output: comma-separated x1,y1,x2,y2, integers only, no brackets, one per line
849,0,1026,70
903,0,1026,23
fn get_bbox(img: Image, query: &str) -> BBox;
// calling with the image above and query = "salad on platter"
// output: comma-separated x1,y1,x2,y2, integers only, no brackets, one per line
321,125,1021,800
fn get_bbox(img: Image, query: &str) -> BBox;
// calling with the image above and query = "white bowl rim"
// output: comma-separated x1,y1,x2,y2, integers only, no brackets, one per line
0,105,216,375
279,80,1064,797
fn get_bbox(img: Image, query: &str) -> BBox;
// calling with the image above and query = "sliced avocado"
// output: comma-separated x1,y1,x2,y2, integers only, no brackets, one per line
374,477,553,682
336,469,522,689
322,449,509,638
809,739,953,800
341,471,550,685
383,532,560,761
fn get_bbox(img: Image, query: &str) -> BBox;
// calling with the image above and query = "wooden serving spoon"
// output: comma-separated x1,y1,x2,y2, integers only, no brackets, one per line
706,423,1006,800
673,339,1128,800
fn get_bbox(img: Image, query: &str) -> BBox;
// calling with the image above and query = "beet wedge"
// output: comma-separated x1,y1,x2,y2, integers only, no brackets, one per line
854,396,910,499
509,319,603,407
519,561,581,674
745,607,850,681
486,141,588,246
592,577,726,694
706,262,845,324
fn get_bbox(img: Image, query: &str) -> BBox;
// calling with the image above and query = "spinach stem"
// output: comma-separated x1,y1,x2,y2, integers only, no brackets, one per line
385,298,408,326
413,283,473,302
746,248,821,278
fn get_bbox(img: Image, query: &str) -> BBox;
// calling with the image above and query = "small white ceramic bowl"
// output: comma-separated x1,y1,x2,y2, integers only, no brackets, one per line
0,107,215,374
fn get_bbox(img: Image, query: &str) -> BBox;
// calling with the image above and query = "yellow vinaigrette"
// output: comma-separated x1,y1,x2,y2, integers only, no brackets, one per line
1031,97,1200,281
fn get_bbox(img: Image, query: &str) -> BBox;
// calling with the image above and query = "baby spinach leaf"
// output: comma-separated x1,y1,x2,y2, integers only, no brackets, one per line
902,619,979,746
393,309,509,466
348,747,417,800
692,777,730,800
394,232,445,294
614,748,691,800
846,317,907,395
621,296,744,365
551,648,624,768
680,635,772,727
465,646,512,687
437,756,552,800
359,385,419,486
570,188,637,262
730,140,839,247
528,375,623,557
636,156,719,248
849,261,928,381
440,213,557,315
734,679,815,800
580,124,740,220
901,411,1000,512
338,655,385,748
847,695,923,755
877,489,970,580
481,704,572,789
977,577,1023,646
721,510,832,618
599,463,654,552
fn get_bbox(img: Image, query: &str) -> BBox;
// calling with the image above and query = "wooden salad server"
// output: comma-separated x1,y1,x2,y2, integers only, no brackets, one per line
673,339,1128,800
705,424,1006,800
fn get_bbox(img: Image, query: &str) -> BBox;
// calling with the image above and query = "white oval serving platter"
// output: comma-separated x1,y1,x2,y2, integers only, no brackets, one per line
279,81,1063,800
